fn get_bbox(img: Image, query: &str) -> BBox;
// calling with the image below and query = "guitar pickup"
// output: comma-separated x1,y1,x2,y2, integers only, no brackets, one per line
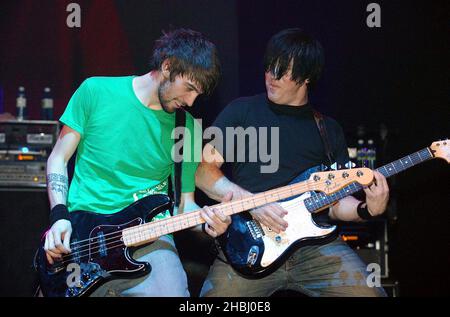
246,220,264,240
96,232,107,258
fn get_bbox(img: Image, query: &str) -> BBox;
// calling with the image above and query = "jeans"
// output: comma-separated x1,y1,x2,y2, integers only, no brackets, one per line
200,237,387,297
90,235,190,297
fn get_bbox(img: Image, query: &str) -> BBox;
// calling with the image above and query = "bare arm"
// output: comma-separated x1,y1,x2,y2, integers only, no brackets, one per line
196,143,288,233
195,143,250,199
44,125,80,263
47,125,81,208
195,143,230,200
329,196,362,222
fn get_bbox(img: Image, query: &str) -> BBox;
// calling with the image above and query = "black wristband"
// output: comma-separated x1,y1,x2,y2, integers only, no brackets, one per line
49,204,71,226
357,201,374,220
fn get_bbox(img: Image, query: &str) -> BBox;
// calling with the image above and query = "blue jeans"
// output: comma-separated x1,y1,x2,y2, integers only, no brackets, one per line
200,238,387,297
90,235,190,297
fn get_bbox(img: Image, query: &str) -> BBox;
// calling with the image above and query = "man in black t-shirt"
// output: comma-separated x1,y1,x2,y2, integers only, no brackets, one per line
195,28,389,297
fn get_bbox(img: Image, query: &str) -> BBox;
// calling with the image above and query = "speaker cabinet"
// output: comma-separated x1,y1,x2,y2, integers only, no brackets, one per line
0,188,49,297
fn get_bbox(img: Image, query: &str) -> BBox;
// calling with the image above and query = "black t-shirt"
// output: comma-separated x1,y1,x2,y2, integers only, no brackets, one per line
212,93,349,193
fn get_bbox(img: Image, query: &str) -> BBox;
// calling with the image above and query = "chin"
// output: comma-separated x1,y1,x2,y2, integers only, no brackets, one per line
161,103,176,113
267,91,279,103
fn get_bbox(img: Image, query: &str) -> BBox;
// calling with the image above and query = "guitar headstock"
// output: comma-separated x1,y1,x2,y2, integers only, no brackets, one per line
429,139,450,163
309,168,374,194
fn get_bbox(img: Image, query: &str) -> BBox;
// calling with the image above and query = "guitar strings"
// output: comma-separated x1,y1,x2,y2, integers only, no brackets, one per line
54,174,364,265
58,177,316,251
53,150,429,255
56,195,317,267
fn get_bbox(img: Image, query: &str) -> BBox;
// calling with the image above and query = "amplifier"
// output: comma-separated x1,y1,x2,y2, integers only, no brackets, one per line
339,219,389,278
0,120,59,188
382,279,400,297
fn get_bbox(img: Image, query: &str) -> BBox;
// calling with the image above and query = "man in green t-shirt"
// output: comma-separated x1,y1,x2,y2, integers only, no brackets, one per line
43,29,231,296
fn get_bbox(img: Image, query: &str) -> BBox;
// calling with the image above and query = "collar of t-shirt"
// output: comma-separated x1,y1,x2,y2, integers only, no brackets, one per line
266,96,313,117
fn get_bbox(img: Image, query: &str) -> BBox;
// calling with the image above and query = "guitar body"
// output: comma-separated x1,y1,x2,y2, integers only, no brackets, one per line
219,166,338,279
34,194,172,297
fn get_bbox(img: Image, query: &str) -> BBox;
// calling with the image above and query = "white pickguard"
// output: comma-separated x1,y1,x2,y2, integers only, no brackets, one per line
259,191,336,267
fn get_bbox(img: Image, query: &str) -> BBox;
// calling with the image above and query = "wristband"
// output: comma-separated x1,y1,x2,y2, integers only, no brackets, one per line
49,204,70,226
357,201,374,220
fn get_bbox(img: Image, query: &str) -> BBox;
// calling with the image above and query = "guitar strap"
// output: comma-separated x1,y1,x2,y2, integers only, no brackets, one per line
312,109,335,165
173,109,186,209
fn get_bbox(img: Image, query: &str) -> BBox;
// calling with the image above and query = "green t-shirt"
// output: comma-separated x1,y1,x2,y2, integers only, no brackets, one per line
60,76,201,218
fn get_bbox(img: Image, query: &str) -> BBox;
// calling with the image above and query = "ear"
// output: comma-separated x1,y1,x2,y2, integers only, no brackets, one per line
161,59,171,78
297,78,310,88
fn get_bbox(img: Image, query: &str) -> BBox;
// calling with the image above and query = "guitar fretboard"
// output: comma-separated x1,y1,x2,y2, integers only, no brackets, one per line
122,176,321,246
304,147,433,212
122,167,372,246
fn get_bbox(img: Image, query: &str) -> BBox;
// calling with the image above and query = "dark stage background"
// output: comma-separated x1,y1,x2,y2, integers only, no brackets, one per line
0,0,449,297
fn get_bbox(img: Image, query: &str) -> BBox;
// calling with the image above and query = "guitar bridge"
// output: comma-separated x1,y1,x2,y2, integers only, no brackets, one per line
246,220,264,240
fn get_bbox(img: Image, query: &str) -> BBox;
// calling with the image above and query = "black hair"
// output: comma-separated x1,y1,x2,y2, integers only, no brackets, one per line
150,28,221,96
264,28,324,89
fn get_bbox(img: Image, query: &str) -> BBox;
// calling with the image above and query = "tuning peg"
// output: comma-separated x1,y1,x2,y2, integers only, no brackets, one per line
320,164,328,171
330,162,338,170
345,161,356,169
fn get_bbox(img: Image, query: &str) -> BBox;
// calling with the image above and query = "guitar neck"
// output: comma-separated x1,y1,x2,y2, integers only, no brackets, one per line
122,166,375,246
304,147,434,213
122,177,319,246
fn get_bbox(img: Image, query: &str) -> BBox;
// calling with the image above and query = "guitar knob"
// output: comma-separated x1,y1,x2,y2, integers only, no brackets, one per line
82,272,90,282
67,288,76,297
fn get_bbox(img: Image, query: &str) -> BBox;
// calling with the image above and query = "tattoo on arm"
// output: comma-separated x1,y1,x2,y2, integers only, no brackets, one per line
47,173,69,199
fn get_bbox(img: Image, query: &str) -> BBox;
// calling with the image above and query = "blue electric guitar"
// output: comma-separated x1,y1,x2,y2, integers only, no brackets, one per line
219,140,450,278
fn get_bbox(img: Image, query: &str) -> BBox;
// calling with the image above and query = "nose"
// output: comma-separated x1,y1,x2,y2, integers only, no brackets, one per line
185,91,199,107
